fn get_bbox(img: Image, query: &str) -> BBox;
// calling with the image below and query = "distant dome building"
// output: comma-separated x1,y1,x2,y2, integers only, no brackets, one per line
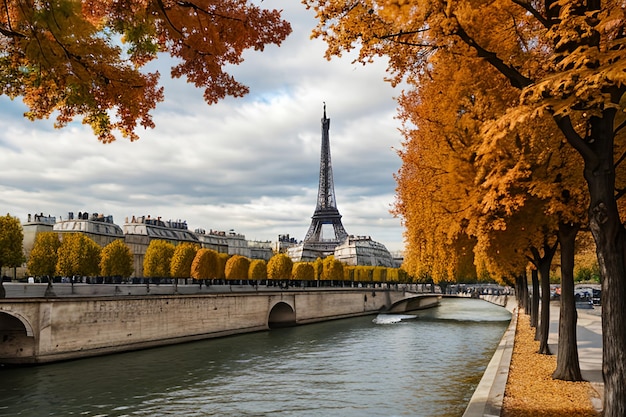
334,236,397,267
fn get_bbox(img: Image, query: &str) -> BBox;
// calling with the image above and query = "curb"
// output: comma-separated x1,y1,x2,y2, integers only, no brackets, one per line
462,307,518,417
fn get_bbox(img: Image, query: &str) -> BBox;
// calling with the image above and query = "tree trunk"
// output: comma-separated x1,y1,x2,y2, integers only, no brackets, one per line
530,268,540,331
560,111,626,416
531,242,557,355
553,222,583,381
521,273,530,313
566,114,626,417
516,274,529,313
538,251,553,355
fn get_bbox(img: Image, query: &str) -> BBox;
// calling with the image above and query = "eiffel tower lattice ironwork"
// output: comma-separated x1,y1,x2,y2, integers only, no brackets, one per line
303,104,349,247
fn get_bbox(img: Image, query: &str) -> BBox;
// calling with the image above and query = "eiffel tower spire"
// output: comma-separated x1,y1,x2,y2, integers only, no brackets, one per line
303,104,349,247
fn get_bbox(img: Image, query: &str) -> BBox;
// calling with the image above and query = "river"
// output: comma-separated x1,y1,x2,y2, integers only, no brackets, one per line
0,297,510,417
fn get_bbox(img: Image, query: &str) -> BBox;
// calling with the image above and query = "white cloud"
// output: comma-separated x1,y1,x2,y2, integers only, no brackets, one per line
0,1,406,253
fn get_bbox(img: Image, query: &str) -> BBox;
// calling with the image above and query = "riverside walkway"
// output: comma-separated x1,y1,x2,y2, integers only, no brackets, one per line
464,299,603,416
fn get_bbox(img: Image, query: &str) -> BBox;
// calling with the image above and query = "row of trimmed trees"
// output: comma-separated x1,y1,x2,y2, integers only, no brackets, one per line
27,232,133,280
142,240,408,284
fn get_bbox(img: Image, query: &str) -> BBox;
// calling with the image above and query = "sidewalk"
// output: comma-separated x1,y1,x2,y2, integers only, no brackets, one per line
463,300,603,417
548,301,604,412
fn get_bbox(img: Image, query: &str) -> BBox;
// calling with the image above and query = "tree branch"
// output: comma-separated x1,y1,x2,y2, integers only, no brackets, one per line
554,115,597,167
510,0,552,29
454,24,532,89
0,24,25,38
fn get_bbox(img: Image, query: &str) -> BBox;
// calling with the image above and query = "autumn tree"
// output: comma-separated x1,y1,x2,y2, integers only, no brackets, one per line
321,256,343,281
100,239,133,279
392,51,495,285
170,243,199,279
216,253,230,280
27,232,61,279
191,248,219,281
292,262,314,281
313,257,323,281
372,267,387,284
353,266,373,284
394,35,583,378
248,259,267,281
0,0,291,142
143,239,174,279
56,233,101,278
224,255,250,280
267,253,293,280
0,214,24,297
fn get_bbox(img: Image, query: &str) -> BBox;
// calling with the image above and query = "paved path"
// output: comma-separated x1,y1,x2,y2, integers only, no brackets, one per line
548,301,604,412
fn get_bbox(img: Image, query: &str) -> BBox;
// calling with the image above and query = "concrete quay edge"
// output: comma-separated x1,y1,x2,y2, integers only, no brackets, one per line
462,303,518,417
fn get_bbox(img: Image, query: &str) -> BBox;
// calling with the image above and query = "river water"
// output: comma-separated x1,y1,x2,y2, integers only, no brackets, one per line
0,298,510,417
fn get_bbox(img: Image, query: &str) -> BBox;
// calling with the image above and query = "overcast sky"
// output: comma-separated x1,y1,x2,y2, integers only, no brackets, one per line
0,1,406,253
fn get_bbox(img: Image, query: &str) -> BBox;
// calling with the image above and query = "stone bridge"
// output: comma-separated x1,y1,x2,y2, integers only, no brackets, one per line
0,286,438,365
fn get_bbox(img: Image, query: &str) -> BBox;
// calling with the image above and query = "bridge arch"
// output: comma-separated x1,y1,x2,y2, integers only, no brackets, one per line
268,301,296,329
0,310,37,364
0,311,34,337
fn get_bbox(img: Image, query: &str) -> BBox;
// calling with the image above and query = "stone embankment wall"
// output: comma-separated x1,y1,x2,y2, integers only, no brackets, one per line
480,294,516,313
0,289,406,364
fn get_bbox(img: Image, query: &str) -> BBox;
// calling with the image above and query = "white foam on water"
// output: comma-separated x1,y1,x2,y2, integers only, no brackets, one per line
372,314,417,324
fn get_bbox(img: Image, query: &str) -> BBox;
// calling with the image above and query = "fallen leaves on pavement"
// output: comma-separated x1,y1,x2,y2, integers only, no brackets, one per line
502,313,600,417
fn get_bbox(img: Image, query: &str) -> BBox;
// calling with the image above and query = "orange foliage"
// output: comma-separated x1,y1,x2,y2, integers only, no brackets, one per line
0,0,291,142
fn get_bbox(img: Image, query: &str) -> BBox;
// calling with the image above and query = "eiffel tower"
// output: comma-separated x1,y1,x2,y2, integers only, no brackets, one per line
301,104,349,257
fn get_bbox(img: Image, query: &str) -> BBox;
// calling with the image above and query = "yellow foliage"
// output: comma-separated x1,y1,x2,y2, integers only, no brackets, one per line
248,259,267,280
143,239,174,278
191,248,219,280
27,232,60,278
353,266,374,282
372,267,387,283
216,253,230,279
170,242,199,278
100,239,133,278
292,262,315,281
267,253,293,280
321,256,344,281
0,214,24,269
56,233,101,277
224,255,250,280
